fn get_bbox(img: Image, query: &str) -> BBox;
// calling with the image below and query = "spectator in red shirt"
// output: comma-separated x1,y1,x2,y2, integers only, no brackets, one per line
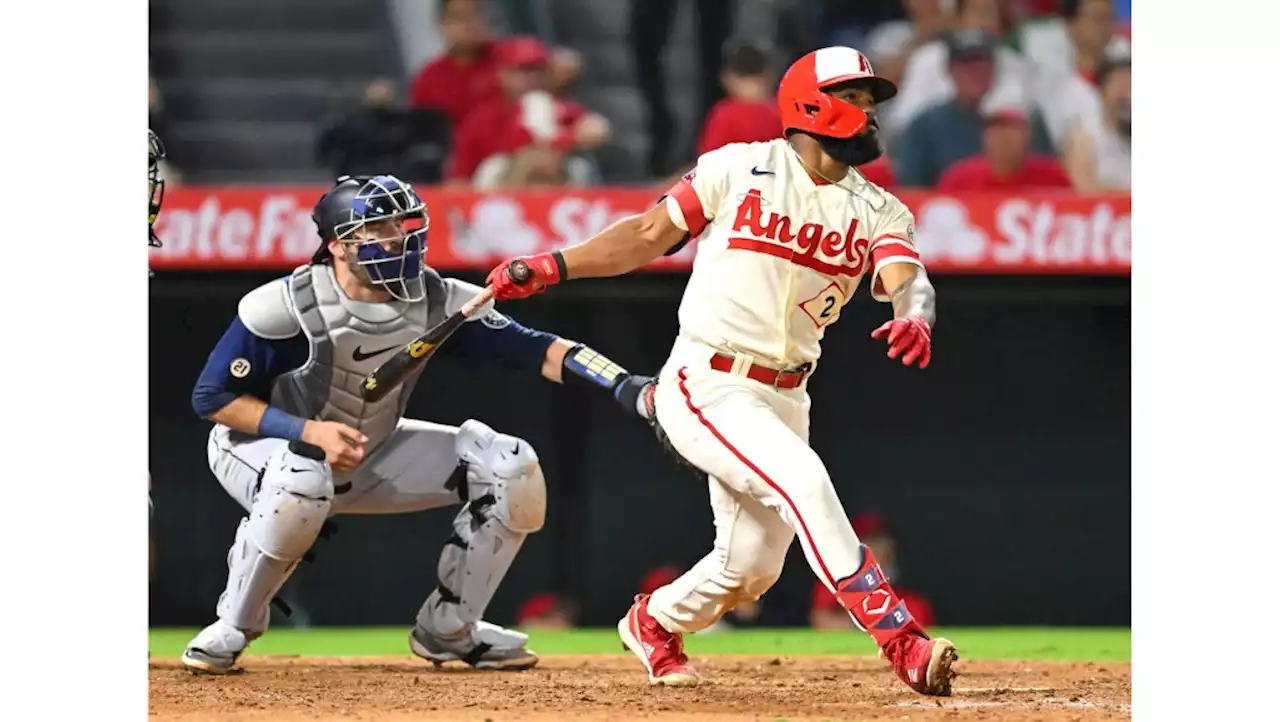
639,565,682,597
449,36,611,187
408,0,502,133
811,513,937,630
937,107,1073,191
696,39,781,155
515,592,579,629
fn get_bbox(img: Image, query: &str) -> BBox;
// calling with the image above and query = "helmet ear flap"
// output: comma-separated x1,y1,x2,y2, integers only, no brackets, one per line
786,91,868,139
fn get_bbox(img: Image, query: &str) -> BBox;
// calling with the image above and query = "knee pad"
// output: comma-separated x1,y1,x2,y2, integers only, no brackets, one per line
455,420,546,534
249,445,335,561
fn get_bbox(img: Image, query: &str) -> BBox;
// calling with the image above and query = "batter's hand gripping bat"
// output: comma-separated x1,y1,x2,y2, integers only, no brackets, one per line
359,260,532,403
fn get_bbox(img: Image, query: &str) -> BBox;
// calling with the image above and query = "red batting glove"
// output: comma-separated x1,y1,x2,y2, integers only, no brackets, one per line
484,251,564,300
871,317,932,369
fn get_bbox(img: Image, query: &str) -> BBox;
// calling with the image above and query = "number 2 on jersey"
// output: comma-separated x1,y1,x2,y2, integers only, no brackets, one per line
799,282,847,329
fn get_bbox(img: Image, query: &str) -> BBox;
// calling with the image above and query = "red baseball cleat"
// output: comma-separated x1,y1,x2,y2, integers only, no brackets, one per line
617,594,700,687
832,543,960,696
882,632,959,696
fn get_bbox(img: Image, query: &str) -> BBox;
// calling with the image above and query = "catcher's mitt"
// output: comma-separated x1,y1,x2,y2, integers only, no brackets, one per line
616,375,705,477
638,381,706,478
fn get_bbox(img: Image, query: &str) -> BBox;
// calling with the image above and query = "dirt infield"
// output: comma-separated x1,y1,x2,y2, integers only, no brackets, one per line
149,654,1130,721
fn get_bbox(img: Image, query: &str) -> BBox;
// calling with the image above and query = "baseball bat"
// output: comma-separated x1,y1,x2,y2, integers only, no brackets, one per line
359,260,532,402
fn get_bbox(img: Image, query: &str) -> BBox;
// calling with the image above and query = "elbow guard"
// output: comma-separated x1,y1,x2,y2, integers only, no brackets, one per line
891,270,937,328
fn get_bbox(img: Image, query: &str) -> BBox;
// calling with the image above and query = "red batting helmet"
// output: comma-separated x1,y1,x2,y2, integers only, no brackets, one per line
777,47,898,140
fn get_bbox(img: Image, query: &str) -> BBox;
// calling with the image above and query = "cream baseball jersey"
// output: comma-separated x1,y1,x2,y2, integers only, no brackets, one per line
663,139,924,366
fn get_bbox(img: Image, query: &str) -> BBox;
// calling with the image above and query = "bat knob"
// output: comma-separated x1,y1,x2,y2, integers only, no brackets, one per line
507,259,533,285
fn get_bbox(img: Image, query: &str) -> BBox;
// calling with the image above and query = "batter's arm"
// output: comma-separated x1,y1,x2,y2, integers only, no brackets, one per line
485,145,735,298
867,206,934,368
869,263,935,369
878,262,936,327
557,202,689,279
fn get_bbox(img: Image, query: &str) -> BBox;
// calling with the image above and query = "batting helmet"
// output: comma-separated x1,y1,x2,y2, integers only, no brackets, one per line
777,47,898,140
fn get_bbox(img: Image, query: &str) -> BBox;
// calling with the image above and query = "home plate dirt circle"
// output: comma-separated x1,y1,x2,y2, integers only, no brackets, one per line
149,655,1131,721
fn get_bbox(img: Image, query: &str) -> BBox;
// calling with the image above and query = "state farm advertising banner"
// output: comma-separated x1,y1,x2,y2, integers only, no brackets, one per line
149,187,1130,274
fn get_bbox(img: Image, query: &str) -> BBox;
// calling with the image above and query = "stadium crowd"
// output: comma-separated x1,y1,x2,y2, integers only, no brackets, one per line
307,0,1130,193
152,1,1129,192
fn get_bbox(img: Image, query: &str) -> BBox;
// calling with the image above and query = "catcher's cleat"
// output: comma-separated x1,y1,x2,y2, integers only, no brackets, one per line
181,620,249,675
409,620,539,671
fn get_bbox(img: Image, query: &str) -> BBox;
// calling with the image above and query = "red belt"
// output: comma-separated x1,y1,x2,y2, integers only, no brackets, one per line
709,353,810,389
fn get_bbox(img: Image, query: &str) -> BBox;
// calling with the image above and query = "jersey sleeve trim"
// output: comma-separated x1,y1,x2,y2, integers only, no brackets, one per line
666,179,710,238
869,234,921,267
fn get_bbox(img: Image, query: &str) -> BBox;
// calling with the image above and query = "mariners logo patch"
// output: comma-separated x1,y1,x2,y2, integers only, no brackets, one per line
229,358,251,378
481,310,512,330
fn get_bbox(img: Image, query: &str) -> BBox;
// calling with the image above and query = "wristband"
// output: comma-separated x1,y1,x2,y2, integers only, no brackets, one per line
561,343,627,392
549,250,569,282
259,407,307,441
613,374,656,420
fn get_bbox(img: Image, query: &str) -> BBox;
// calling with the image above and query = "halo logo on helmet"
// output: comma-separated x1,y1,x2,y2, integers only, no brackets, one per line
148,129,166,249
777,47,898,168
311,174,430,302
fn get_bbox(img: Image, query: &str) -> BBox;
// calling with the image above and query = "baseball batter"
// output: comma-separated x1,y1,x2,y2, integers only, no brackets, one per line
485,47,958,695
182,174,656,674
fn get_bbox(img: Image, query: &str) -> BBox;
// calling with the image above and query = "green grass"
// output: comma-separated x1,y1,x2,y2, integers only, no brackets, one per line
149,626,1129,662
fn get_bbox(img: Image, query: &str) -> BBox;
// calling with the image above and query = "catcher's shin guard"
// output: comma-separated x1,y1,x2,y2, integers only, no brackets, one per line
832,543,928,646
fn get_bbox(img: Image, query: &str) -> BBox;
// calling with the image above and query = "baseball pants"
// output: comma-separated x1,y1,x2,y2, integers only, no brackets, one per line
646,336,865,633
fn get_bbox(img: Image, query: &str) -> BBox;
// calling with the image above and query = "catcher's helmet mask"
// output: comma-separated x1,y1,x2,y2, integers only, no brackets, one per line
310,175,430,303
